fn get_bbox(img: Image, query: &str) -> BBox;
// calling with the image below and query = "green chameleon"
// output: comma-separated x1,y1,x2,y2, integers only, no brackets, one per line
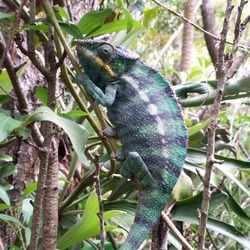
76,40,187,250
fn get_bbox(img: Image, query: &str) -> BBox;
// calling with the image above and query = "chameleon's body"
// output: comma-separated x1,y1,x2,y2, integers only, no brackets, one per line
76,40,187,250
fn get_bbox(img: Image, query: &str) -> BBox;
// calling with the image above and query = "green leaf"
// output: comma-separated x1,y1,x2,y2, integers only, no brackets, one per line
58,7,69,20
22,182,37,200
77,9,113,35
0,163,17,180
59,110,88,118
171,191,250,248
0,214,24,228
175,77,250,107
0,186,10,205
0,69,13,95
216,164,250,197
117,0,134,32
0,203,12,211
21,106,89,164
87,19,144,38
15,127,32,139
143,6,158,29
187,148,250,170
57,192,122,249
0,95,11,104
0,112,22,141
25,24,49,32
187,148,250,197
188,118,210,136
0,153,12,162
222,187,250,226
0,11,14,19
35,86,48,106
59,22,83,39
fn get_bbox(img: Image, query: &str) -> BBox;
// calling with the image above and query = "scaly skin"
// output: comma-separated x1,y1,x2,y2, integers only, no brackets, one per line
76,40,187,250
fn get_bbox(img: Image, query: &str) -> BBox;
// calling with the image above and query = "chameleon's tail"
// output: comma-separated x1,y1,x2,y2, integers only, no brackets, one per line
120,189,170,250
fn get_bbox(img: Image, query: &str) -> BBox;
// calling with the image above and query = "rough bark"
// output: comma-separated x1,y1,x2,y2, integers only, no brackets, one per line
180,0,196,73
201,0,219,68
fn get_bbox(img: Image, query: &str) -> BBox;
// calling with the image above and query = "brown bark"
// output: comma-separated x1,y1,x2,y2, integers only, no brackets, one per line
42,138,59,250
180,0,196,73
201,0,219,68
227,37,250,78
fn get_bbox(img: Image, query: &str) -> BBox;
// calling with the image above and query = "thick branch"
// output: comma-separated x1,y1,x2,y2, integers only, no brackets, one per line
0,33,43,146
201,0,219,67
180,0,196,73
0,0,28,68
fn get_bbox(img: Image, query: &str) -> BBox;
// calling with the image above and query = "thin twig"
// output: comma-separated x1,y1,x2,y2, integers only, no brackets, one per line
211,175,227,194
206,229,219,250
151,0,250,51
0,0,28,68
160,212,194,250
94,155,106,250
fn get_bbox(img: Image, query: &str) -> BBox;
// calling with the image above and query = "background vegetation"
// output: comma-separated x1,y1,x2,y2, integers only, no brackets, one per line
0,0,249,249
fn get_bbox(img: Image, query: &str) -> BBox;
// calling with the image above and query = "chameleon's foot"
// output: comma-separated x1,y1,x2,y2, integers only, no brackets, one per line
101,127,118,138
121,152,155,189
110,148,126,162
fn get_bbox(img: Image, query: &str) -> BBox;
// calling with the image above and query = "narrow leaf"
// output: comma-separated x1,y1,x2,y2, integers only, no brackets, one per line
0,187,10,205
86,19,144,38
0,214,24,228
21,106,89,164
22,182,37,200
57,193,121,249
188,118,210,136
0,113,22,141
77,9,113,34
35,86,48,106
0,163,17,180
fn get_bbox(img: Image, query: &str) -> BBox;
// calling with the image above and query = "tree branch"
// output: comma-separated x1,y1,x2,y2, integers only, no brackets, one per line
151,0,250,51
197,1,234,249
201,0,219,68
160,212,194,250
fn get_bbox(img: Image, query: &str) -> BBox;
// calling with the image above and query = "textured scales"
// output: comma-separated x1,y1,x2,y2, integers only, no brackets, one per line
76,40,188,250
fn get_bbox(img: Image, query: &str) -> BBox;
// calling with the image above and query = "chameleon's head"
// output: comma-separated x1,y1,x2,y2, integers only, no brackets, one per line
76,40,139,87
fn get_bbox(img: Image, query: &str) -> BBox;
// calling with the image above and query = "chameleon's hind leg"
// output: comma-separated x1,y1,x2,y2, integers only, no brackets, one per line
121,152,155,189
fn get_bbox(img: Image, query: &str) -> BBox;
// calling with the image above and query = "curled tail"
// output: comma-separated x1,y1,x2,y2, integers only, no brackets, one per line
120,189,170,250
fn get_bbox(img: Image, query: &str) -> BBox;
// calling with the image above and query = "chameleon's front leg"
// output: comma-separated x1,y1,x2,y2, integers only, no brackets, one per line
121,152,155,189
75,73,118,108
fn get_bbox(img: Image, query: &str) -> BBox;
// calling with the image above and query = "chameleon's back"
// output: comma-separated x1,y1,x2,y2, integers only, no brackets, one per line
76,40,187,250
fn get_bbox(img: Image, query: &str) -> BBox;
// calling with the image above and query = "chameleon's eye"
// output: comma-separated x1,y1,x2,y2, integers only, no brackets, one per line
97,44,113,60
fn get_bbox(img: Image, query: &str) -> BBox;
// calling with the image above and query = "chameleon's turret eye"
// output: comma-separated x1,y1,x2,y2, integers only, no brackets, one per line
97,44,113,60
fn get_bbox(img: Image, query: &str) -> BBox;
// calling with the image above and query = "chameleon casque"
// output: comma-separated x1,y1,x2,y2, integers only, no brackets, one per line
76,39,187,250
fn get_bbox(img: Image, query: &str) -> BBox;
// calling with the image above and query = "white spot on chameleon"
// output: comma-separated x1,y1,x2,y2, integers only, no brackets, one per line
147,104,158,115
121,75,150,102
156,117,165,135
162,148,169,158
139,90,150,102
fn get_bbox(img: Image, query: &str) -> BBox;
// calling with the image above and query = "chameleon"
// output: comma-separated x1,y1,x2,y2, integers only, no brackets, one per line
76,39,187,250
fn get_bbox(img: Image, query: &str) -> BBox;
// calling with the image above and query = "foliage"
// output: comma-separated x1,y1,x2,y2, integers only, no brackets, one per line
0,0,249,249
